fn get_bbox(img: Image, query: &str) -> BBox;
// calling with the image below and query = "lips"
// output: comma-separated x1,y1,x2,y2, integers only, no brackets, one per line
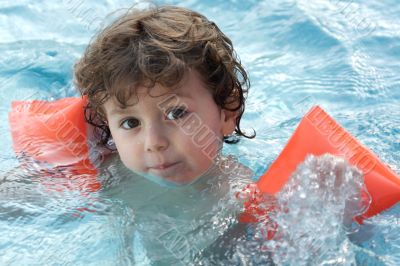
149,162,179,170
147,161,182,176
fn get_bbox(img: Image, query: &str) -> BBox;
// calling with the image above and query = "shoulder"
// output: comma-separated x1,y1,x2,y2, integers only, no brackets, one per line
96,153,135,188
220,154,254,180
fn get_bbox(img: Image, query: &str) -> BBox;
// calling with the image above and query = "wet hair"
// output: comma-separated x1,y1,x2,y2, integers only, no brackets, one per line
74,5,255,147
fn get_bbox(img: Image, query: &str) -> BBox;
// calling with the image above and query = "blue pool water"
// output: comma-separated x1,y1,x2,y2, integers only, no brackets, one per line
0,0,399,265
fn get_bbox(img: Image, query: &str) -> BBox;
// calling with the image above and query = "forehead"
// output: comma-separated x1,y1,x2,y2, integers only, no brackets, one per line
104,70,213,114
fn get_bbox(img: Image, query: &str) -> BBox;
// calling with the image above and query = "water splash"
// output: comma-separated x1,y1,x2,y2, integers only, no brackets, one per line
262,154,371,265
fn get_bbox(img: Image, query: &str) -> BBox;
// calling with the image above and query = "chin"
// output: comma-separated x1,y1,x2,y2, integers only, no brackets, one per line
166,175,199,186
137,171,199,188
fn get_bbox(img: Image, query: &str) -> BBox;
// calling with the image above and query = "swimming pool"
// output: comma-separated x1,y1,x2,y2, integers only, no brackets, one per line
0,0,399,265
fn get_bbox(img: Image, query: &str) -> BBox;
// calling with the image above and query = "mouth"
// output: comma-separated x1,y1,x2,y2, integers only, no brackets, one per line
149,162,180,170
147,161,183,177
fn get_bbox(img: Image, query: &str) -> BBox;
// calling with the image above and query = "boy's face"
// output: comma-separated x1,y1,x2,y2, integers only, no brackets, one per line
103,71,236,187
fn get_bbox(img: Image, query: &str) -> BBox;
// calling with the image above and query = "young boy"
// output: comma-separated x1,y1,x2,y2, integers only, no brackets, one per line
74,5,256,264
74,5,254,186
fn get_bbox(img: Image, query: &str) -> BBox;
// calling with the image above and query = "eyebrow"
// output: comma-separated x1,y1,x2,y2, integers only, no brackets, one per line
107,93,192,117
108,106,136,117
157,93,192,110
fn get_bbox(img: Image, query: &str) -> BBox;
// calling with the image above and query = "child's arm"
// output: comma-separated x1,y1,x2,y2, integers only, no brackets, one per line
194,221,273,265
194,221,248,262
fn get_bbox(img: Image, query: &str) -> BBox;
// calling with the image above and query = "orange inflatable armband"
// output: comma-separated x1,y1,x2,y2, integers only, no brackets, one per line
253,106,400,223
8,96,101,192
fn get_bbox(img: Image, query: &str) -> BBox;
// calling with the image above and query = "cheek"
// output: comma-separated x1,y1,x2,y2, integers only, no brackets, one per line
113,135,144,170
176,120,223,165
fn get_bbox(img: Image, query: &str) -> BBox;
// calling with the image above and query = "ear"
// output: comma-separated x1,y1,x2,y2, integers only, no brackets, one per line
220,108,238,136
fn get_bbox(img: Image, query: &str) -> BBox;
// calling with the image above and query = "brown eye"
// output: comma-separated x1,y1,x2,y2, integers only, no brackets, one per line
121,118,140,129
166,107,188,120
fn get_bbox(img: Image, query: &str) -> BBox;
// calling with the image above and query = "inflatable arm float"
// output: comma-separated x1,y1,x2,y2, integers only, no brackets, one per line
240,106,400,223
8,96,101,192
8,97,400,221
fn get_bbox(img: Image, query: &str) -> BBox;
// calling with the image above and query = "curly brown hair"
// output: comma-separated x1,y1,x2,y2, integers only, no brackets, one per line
74,5,255,147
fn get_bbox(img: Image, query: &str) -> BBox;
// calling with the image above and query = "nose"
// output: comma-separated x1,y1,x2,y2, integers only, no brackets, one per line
144,125,169,152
